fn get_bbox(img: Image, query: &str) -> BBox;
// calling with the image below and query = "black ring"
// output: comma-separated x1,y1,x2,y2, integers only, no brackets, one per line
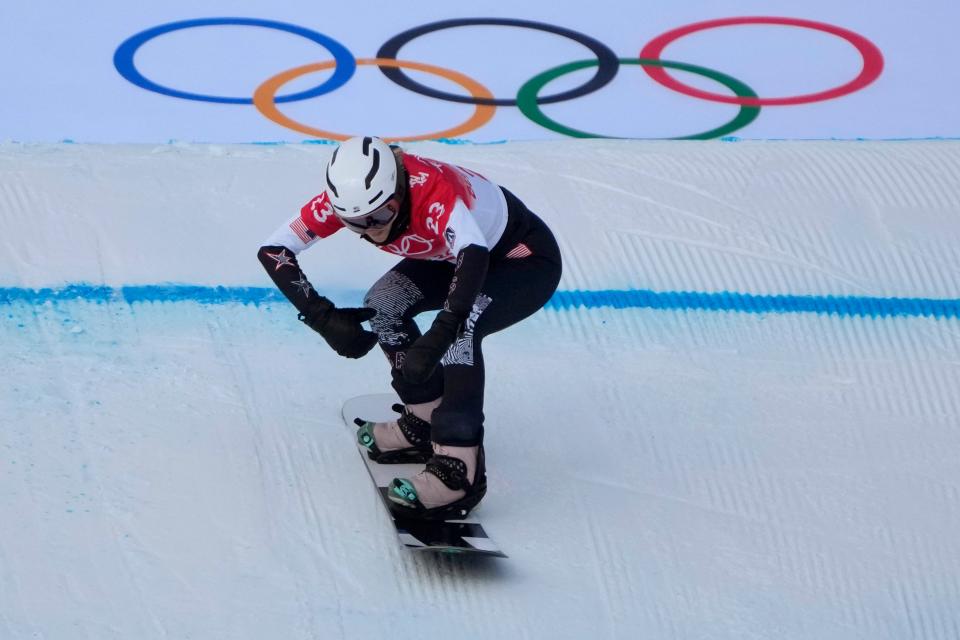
376,18,619,107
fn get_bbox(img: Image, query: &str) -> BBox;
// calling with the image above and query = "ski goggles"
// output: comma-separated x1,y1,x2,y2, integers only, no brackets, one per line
337,198,400,231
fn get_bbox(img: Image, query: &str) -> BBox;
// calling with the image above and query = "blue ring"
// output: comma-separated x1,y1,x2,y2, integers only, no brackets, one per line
113,18,355,104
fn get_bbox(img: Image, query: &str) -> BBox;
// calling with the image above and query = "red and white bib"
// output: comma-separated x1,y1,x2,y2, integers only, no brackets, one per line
298,154,508,262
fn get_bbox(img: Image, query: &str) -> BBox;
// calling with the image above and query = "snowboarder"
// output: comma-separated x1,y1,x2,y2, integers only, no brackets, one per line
257,136,562,519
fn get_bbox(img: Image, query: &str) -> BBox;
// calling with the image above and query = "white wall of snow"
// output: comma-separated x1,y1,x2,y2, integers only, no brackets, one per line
2,140,959,299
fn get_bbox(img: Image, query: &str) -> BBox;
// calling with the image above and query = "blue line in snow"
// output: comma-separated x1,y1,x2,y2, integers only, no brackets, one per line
2,284,959,319
549,290,960,319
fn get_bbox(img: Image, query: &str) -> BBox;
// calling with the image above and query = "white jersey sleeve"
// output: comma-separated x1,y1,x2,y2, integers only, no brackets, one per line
440,171,508,258
443,199,491,256
263,213,321,255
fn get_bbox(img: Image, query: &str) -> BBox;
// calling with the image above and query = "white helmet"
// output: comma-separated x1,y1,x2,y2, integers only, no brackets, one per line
325,136,399,220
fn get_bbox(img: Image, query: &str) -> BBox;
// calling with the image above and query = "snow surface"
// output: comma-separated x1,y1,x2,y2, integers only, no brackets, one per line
1,140,960,639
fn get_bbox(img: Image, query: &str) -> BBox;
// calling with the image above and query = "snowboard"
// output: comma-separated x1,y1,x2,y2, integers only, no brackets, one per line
342,394,507,558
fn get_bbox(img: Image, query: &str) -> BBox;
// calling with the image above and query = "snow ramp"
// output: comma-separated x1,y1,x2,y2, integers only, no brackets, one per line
1,140,959,639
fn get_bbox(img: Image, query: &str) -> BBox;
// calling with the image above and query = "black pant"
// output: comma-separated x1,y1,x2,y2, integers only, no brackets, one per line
363,190,562,446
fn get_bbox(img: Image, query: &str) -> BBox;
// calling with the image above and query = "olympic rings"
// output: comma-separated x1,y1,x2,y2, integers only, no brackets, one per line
375,18,619,107
113,17,355,104
252,58,496,142
639,16,885,106
114,16,886,139
518,58,760,140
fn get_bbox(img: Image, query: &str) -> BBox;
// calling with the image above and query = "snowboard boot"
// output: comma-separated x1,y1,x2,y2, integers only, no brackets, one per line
387,443,487,520
354,398,440,464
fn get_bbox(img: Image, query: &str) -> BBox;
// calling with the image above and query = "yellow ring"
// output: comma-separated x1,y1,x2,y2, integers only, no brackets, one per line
253,57,496,142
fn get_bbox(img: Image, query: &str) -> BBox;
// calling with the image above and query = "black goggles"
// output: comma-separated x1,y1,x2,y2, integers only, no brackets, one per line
338,199,399,231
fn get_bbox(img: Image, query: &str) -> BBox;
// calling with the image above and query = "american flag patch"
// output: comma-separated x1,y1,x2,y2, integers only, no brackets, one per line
290,218,316,244
505,243,533,259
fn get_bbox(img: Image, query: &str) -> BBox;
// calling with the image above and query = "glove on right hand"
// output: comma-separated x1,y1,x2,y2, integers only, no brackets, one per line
401,310,461,384
300,301,378,359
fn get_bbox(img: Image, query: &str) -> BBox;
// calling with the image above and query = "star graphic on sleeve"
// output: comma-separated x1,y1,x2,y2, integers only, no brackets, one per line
265,248,294,271
290,275,313,297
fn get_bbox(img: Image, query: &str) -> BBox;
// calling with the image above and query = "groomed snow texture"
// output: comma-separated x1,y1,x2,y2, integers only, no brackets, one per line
1,140,959,639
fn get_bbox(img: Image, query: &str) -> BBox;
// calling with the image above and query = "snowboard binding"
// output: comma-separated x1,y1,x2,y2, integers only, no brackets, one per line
355,403,433,464
388,446,487,520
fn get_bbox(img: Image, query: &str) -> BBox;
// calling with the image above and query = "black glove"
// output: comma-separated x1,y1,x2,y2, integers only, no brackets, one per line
300,299,378,359
402,311,462,384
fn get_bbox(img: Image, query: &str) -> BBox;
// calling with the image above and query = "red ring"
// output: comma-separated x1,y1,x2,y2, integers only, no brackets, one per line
639,16,884,106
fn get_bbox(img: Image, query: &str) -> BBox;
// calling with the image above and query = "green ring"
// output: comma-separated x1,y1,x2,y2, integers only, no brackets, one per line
516,58,761,140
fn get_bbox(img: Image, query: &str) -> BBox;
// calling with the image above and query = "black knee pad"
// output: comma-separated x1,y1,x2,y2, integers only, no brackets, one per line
391,365,444,405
